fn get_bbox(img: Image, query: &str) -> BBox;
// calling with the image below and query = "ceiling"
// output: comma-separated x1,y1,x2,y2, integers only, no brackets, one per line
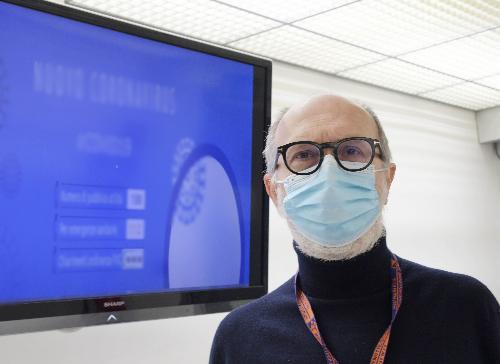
65,0,500,111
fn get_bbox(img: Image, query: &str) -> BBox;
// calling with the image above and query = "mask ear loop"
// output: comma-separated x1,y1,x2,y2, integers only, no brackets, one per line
273,165,321,186
373,156,391,173
271,173,285,185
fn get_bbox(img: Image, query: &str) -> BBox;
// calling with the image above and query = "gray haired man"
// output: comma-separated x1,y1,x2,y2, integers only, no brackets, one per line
210,94,500,364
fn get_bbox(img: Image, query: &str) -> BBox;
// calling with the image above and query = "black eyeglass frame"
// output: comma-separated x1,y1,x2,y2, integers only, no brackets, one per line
275,137,383,175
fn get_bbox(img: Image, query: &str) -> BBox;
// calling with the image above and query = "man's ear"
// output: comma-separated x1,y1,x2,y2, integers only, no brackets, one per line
263,173,279,208
387,163,396,187
384,163,396,204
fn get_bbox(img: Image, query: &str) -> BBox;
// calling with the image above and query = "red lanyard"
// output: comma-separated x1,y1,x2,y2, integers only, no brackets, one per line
295,254,403,364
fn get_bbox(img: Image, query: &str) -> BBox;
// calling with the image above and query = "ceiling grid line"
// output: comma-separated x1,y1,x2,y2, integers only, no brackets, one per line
217,0,363,45
289,24,478,84
394,23,500,58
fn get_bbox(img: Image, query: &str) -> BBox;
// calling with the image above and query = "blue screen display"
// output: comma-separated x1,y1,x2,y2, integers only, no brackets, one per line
0,2,254,303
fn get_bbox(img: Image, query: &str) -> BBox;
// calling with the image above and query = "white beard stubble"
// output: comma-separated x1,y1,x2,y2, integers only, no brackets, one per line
276,184,386,261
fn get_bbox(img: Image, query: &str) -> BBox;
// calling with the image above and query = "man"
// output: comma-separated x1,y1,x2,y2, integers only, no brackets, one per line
209,95,500,363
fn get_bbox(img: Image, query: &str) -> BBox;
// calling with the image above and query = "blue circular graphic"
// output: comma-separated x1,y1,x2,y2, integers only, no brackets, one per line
164,144,246,289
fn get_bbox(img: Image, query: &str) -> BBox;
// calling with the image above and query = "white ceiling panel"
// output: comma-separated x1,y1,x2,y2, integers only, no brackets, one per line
295,0,500,56
339,59,463,94
215,0,358,23
229,26,384,74
400,29,500,80
422,82,500,111
66,0,280,44
476,73,500,90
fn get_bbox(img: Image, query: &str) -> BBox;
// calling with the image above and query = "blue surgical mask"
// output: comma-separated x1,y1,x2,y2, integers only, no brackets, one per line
276,155,384,247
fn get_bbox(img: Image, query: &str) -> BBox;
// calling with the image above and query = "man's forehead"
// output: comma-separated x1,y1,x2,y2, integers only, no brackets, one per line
296,112,334,125
276,112,335,139
275,101,378,144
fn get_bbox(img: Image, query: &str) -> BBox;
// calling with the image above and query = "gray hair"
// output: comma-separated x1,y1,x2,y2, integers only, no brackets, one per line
263,101,392,174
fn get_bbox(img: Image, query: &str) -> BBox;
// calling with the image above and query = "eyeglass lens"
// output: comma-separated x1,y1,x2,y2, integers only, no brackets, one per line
284,139,373,173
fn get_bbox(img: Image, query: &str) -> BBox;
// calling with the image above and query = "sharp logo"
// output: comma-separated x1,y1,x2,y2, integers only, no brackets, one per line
104,300,125,308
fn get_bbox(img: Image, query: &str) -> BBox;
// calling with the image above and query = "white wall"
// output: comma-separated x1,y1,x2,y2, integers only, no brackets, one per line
1,61,499,364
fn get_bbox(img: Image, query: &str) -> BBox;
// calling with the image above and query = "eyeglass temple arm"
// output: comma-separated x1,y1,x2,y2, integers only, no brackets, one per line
272,148,282,172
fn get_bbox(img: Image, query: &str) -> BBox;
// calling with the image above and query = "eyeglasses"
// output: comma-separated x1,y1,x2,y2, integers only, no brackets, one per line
275,137,383,175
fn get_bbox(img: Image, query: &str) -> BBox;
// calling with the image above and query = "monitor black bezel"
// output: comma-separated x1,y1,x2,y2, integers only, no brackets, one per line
0,0,271,334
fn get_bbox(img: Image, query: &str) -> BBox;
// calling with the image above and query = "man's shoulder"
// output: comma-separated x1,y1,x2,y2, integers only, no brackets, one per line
214,277,297,336
209,277,318,363
397,256,498,311
394,255,500,362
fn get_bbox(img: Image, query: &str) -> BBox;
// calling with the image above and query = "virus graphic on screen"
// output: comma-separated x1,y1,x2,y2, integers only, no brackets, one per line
171,138,195,185
175,160,206,225
171,138,207,224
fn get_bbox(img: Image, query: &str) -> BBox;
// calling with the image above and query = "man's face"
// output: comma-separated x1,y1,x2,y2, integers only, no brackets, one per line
265,95,396,211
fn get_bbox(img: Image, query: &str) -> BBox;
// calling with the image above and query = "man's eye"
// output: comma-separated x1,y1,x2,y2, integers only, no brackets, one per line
292,151,314,160
345,147,361,155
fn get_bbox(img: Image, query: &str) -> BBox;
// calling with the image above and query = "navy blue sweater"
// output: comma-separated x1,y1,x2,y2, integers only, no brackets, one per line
209,237,500,363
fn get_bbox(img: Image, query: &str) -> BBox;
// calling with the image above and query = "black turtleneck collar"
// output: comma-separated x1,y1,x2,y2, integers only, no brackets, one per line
295,236,393,300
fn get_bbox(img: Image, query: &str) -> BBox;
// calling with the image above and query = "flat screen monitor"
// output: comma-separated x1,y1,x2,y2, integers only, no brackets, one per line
0,0,271,334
